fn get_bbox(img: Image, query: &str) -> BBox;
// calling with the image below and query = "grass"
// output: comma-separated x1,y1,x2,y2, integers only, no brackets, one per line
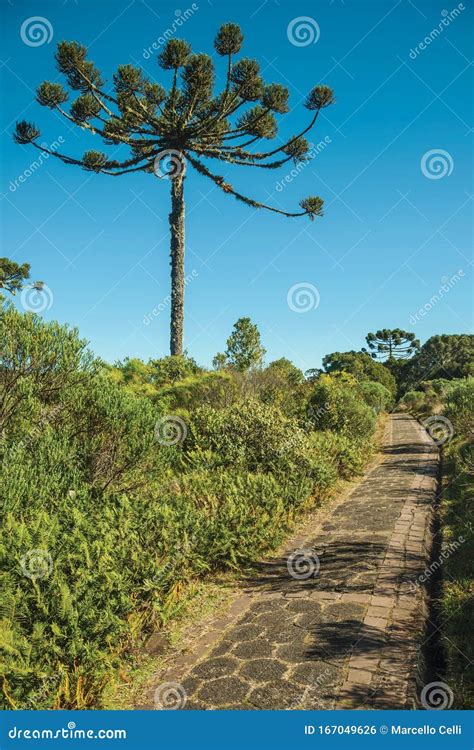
438,443,474,709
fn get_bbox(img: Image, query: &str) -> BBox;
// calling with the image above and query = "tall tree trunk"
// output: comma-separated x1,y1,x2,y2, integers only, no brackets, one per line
169,171,185,356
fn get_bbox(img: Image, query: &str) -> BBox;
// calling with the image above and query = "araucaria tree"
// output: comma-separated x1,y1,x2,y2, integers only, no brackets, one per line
364,329,420,361
14,24,334,355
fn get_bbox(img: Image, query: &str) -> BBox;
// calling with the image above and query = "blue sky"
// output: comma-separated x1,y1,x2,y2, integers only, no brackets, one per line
1,0,472,371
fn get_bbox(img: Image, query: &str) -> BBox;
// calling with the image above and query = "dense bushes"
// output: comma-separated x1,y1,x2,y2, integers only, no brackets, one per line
440,379,474,708
187,401,314,476
445,378,474,440
308,373,377,438
310,431,371,480
0,305,386,709
0,307,171,708
398,334,474,392
322,350,397,396
157,370,236,413
359,381,393,413
399,376,473,707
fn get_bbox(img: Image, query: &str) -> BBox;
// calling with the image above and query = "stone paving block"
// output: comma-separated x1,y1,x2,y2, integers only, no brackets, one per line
367,605,392,619
197,676,250,705
363,616,387,629
370,595,393,608
346,669,374,685
341,593,371,604
232,640,274,659
248,681,304,710
348,655,380,672
239,659,287,683
309,591,341,601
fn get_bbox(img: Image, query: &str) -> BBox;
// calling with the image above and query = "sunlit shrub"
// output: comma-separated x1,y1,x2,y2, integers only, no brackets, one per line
359,380,393,413
310,430,372,479
308,374,376,438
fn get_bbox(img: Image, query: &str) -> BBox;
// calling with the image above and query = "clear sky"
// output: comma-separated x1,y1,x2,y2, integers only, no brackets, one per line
1,0,472,371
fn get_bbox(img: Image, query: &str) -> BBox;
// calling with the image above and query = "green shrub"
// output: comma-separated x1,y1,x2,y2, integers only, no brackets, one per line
396,389,426,414
185,400,323,480
308,374,376,439
322,350,397,396
445,378,474,440
359,381,393,413
439,439,474,708
310,430,372,479
400,375,474,707
0,305,96,441
157,370,236,413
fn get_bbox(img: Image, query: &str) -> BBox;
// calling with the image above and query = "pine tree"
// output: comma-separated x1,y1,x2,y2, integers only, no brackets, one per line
0,257,43,296
224,316,266,372
14,24,334,355
364,329,420,361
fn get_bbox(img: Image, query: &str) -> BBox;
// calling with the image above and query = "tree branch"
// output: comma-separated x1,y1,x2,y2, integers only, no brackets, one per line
186,152,313,217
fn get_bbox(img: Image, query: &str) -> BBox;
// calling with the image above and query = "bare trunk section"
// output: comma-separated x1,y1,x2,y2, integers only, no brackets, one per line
169,170,185,356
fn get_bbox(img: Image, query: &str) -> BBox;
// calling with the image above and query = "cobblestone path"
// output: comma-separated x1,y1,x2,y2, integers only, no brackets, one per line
144,414,439,710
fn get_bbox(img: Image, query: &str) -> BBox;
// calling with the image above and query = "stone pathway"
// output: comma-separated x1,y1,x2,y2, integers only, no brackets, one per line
143,414,439,710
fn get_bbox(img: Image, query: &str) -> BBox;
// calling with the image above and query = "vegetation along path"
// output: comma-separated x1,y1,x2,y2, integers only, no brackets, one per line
142,414,439,710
